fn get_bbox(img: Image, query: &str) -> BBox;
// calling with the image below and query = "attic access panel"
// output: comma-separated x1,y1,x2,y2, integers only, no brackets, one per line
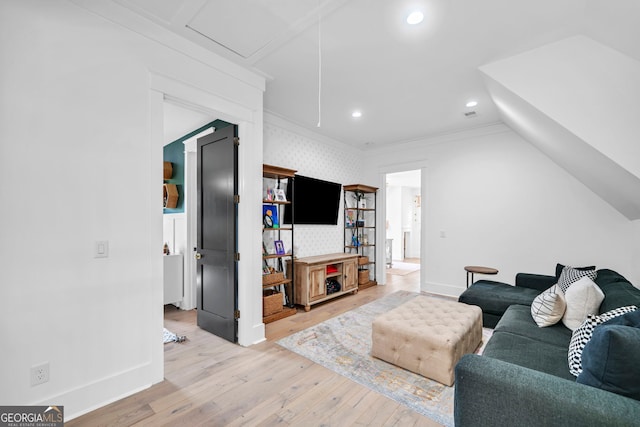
186,0,322,58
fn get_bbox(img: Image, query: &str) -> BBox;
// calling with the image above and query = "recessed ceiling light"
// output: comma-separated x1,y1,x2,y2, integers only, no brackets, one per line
406,11,424,25
352,110,362,118
466,100,478,108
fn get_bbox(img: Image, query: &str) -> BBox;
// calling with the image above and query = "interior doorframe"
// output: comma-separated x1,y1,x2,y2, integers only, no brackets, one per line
150,73,265,349
376,161,427,287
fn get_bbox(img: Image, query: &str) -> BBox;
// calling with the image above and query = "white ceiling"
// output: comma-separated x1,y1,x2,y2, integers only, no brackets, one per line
114,0,633,149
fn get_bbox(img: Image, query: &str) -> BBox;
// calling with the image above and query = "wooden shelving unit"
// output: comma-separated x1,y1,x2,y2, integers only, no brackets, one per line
344,184,378,290
262,164,297,324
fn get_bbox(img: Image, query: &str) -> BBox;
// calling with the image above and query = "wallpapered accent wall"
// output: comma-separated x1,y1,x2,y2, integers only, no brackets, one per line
263,123,365,258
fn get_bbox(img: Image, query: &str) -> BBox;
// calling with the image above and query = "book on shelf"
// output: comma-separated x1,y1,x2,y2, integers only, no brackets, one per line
263,204,279,228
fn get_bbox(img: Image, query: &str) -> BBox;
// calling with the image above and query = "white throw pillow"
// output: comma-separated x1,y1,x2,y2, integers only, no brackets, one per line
531,285,566,327
562,277,604,331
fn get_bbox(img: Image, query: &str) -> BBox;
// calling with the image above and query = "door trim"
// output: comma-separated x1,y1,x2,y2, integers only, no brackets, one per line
152,73,265,348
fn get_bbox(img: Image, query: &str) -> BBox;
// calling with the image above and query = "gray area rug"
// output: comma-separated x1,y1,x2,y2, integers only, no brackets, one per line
277,290,492,427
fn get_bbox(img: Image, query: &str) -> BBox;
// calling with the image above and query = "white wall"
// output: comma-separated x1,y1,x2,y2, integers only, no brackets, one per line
263,115,366,258
0,0,264,419
365,125,640,296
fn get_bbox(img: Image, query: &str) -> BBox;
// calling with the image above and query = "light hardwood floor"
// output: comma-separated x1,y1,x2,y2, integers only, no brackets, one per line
68,269,442,426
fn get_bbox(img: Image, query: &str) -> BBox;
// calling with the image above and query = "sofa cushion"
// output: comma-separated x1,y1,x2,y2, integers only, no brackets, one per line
577,311,640,401
459,280,540,317
555,263,596,279
562,277,604,331
482,331,574,380
568,306,637,376
495,304,572,348
516,273,557,292
558,266,597,293
595,269,640,313
530,285,566,327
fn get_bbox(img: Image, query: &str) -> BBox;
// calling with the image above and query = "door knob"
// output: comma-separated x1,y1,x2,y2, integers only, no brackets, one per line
194,252,202,260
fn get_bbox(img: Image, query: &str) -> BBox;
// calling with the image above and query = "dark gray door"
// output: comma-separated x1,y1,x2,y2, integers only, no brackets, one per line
196,124,238,342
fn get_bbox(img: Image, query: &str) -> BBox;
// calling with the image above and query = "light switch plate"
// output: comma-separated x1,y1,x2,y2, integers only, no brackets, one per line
94,240,109,258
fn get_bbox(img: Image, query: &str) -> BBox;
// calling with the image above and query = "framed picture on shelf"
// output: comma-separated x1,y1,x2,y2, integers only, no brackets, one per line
274,240,285,255
274,188,287,202
345,209,355,228
263,204,279,228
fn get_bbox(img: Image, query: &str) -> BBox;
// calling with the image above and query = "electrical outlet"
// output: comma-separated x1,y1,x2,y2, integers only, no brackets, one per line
31,362,49,386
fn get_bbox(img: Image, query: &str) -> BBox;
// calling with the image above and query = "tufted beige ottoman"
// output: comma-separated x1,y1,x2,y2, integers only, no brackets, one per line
371,296,482,386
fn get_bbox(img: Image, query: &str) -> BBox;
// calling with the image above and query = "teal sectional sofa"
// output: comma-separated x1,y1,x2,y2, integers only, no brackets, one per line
455,269,640,426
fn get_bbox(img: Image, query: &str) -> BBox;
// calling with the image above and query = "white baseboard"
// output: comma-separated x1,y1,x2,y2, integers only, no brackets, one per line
421,281,465,298
52,362,161,421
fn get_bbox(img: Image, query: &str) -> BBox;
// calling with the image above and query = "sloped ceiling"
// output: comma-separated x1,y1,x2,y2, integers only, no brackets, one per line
481,36,640,220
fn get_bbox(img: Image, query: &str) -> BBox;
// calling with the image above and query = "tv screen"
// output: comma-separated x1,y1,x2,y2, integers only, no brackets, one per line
284,175,342,225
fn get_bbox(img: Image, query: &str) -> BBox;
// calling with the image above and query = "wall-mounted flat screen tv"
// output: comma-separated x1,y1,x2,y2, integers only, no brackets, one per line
283,175,342,225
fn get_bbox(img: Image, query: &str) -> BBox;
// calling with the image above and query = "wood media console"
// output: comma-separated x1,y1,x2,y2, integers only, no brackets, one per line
290,253,359,311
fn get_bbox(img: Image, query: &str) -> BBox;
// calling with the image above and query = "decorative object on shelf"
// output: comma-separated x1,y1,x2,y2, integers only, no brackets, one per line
274,240,285,255
263,204,279,228
344,184,378,290
263,289,283,316
274,188,287,202
351,191,365,208
359,269,370,285
262,271,285,286
163,161,173,180
163,183,179,208
163,242,170,255
345,210,355,228
326,278,341,294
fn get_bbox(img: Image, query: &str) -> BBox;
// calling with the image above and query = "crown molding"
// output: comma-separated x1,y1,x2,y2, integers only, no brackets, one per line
366,122,511,155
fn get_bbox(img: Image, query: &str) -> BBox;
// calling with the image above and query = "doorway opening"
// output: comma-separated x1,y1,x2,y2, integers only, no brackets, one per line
385,169,422,277
162,100,240,342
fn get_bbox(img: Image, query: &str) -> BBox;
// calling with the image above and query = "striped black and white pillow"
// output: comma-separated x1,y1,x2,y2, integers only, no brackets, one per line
568,305,637,376
558,266,597,293
531,285,566,327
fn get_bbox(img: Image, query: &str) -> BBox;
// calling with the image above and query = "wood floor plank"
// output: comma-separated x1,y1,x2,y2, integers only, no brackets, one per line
69,268,443,426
